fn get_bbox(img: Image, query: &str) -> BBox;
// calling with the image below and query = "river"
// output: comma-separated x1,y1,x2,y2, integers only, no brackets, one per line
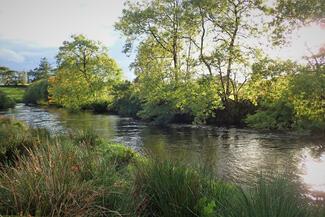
1,104,325,198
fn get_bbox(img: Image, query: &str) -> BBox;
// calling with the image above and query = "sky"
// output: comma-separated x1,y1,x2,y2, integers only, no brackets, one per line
0,0,324,80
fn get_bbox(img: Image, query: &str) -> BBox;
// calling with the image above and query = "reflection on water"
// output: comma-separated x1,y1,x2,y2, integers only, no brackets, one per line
300,149,325,193
1,104,325,196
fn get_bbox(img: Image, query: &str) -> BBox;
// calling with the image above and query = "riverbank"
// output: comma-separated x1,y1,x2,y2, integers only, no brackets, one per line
0,85,26,103
0,117,324,217
2,104,325,194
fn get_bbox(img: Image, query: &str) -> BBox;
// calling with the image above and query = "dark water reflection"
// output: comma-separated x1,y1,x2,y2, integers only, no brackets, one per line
1,104,325,196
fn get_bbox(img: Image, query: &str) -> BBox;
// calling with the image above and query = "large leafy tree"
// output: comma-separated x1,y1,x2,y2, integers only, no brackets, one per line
115,0,271,123
116,0,197,83
187,0,271,103
116,0,272,102
49,35,122,110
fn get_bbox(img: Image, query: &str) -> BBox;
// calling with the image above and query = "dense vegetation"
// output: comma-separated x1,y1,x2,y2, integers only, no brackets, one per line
48,35,122,111
112,0,325,129
0,91,15,110
23,79,49,105
0,117,324,217
2,0,324,132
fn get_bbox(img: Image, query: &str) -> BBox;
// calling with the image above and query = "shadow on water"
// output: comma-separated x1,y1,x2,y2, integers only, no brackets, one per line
1,104,325,198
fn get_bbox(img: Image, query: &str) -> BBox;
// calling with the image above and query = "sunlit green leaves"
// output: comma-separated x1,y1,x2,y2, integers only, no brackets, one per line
49,35,122,111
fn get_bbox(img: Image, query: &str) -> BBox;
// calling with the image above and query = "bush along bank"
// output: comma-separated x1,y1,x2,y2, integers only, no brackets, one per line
0,91,15,110
0,118,324,217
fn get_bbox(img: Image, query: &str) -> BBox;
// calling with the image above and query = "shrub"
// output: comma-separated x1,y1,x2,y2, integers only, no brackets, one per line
138,99,176,125
23,79,48,105
208,99,255,126
245,100,294,130
0,91,15,110
111,81,142,117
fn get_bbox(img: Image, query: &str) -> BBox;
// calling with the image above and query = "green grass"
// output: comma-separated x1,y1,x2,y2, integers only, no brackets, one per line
0,86,26,103
0,118,324,217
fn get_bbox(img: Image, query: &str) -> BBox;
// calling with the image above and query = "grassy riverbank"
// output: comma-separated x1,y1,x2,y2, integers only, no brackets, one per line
0,86,26,103
0,117,324,217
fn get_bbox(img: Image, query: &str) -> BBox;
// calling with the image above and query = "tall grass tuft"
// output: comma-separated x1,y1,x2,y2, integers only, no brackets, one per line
133,160,236,217
0,125,138,216
0,142,100,216
0,117,49,165
70,128,102,148
226,177,312,217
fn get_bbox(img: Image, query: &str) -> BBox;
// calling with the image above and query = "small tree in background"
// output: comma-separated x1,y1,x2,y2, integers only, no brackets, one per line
28,57,53,82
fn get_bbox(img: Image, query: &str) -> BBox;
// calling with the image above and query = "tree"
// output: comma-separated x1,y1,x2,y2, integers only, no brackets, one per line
28,57,52,82
115,0,196,84
49,35,122,110
0,66,18,85
116,0,272,102
268,0,325,45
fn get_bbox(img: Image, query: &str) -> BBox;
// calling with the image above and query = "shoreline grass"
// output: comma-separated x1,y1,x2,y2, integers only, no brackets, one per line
0,117,324,217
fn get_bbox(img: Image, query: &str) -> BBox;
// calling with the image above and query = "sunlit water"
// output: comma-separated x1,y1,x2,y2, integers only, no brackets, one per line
1,104,325,198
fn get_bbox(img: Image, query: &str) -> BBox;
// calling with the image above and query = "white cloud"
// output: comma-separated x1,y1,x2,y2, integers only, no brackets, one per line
0,48,25,63
0,0,126,48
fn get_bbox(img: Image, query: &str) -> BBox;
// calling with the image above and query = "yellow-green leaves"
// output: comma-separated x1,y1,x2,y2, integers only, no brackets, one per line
49,35,122,111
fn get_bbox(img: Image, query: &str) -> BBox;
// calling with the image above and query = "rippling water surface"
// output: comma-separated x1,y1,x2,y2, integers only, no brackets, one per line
2,104,325,197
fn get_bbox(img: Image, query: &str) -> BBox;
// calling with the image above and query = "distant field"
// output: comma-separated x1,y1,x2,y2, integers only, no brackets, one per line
0,86,27,102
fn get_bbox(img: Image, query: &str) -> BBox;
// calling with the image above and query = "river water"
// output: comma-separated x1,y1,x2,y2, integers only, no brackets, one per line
1,104,325,198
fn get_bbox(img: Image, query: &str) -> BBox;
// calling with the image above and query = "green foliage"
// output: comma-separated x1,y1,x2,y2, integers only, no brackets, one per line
111,81,142,117
0,91,15,110
28,57,53,82
49,34,122,111
245,100,294,130
0,122,324,216
245,57,324,132
23,79,49,105
269,0,325,45
83,100,110,113
288,69,325,131
176,78,223,124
